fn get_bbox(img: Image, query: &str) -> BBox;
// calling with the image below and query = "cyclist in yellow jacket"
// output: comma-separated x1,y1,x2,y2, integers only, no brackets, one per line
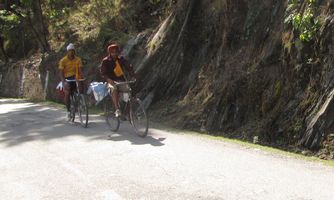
58,43,84,119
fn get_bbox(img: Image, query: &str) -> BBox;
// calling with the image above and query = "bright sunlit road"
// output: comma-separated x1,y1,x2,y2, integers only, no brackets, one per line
1,99,334,200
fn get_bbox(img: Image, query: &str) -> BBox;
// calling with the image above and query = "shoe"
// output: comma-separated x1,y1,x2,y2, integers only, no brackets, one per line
115,109,121,117
67,112,71,121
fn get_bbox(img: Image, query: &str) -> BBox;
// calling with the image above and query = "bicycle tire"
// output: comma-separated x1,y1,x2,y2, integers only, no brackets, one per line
104,96,120,132
130,98,148,137
69,95,76,122
78,94,89,128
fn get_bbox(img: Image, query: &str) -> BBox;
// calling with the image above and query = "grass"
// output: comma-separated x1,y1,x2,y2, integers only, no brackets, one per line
210,136,334,167
36,100,64,108
150,121,334,167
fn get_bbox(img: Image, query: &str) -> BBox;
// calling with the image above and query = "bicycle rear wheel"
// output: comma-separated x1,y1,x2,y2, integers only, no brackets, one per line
69,95,76,122
130,98,148,137
78,94,88,128
104,96,120,132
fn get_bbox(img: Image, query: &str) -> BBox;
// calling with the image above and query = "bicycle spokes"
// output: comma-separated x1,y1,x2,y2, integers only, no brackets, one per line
130,99,148,137
78,94,88,128
68,93,88,128
104,96,120,132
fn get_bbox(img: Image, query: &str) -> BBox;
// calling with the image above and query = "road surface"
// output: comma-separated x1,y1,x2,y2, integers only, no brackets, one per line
0,99,334,200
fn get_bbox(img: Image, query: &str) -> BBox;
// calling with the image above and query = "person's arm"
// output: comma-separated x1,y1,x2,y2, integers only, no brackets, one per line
58,59,66,83
59,69,65,83
100,60,115,85
59,59,69,89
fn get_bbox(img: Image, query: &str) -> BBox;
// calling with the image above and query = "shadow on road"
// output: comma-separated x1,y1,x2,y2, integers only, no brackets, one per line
0,99,165,147
107,132,166,146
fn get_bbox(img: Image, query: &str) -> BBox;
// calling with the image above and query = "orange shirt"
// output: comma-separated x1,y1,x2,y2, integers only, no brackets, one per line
114,60,124,77
58,55,82,79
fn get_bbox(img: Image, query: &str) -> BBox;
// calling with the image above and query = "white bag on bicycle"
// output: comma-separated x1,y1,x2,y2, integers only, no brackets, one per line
87,82,108,105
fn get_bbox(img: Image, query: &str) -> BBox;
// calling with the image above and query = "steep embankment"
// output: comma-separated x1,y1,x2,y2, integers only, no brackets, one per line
129,0,334,157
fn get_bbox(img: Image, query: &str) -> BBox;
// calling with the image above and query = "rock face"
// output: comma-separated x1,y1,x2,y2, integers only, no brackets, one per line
129,0,334,150
0,62,22,98
0,54,45,100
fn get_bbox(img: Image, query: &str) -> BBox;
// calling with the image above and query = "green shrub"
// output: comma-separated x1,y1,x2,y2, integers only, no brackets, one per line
285,0,320,42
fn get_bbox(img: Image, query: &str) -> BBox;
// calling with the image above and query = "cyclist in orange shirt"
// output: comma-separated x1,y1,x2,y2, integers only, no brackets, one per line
100,43,136,117
59,43,84,119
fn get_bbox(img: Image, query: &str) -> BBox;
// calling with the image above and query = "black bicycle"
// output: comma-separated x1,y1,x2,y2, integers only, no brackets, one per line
104,80,148,137
66,79,89,128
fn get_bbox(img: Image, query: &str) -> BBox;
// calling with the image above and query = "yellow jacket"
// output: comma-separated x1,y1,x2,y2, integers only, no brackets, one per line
58,55,82,79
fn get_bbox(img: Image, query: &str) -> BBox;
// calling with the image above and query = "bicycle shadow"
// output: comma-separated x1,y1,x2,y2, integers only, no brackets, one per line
88,120,166,146
107,133,166,146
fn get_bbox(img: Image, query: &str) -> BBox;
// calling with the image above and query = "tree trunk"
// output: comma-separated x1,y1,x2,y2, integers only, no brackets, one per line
34,0,50,51
6,7,49,52
0,35,8,62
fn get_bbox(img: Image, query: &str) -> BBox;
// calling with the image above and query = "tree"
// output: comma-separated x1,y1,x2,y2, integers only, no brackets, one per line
0,34,8,62
0,0,50,52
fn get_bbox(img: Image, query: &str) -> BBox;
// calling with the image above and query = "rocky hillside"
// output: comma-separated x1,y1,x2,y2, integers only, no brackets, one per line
1,0,334,158
133,0,334,158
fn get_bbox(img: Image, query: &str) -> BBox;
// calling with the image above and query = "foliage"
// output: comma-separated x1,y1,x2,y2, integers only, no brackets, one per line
0,0,172,59
285,0,320,42
0,8,27,58
149,0,161,5
46,1,70,21
0,0,50,55
0,10,20,27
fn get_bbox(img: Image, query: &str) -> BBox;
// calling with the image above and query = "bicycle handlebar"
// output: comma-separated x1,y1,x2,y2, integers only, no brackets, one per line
114,79,136,86
65,79,86,82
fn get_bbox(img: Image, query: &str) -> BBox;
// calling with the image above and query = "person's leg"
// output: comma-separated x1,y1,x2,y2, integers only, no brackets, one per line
111,90,119,110
63,83,71,112
119,84,130,118
64,76,76,113
70,81,77,95
78,81,84,94
107,83,120,116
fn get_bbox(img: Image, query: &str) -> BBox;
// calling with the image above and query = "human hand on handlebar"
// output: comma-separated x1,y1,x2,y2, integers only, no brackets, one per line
107,79,115,86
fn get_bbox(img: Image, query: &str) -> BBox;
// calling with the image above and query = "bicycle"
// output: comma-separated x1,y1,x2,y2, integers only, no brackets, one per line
104,80,148,137
66,78,89,128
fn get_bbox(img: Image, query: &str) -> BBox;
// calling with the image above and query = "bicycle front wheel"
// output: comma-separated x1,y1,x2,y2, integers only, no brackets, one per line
78,94,88,128
104,96,120,132
130,98,148,137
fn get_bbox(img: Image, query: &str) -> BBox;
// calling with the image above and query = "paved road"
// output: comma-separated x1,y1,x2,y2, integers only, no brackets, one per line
0,99,334,200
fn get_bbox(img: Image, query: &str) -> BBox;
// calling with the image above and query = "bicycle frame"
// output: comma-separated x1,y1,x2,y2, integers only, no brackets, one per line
65,78,88,127
65,78,86,95
104,79,148,137
107,80,134,116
